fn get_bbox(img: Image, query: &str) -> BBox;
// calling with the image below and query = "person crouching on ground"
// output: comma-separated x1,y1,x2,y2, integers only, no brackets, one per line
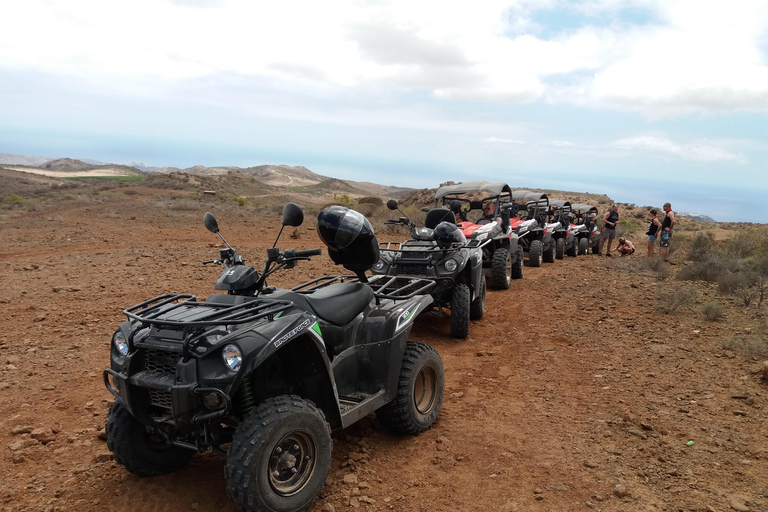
659,202,676,262
646,208,662,257
600,204,619,256
617,237,635,257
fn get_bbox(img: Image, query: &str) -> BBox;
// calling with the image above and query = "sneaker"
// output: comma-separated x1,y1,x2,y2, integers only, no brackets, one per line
606,253,613,257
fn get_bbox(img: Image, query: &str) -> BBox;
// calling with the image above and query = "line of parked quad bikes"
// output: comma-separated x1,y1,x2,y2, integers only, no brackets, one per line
104,181,605,512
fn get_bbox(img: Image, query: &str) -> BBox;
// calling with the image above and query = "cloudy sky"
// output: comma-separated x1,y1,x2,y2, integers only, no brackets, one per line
1,0,767,221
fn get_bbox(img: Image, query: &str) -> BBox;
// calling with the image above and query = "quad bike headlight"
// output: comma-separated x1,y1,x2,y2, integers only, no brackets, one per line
222,344,242,372
443,259,458,272
372,259,385,271
113,331,129,356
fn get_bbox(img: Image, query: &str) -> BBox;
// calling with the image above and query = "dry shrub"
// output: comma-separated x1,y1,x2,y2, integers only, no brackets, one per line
357,196,384,206
676,253,738,283
722,335,768,359
702,301,724,321
725,229,767,259
609,256,670,280
686,232,715,261
656,284,699,314
123,189,139,196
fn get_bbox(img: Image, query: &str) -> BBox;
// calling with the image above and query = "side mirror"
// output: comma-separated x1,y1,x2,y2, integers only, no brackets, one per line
203,212,219,233
386,199,399,211
282,202,304,227
420,207,430,213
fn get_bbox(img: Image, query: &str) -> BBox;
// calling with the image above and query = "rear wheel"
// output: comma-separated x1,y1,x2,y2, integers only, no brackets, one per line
491,248,511,290
470,276,486,320
511,246,524,279
376,342,444,435
591,243,600,254
555,238,565,259
225,396,332,512
106,402,194,477
529,240,543,267
578,237,588,255
450,283,470,339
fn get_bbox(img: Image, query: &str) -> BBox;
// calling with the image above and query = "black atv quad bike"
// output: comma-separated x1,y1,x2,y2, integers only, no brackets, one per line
548,199,578,259
509,190,556,267
371,199,486,339
103,203,444,512
572,203,602,255
433,180,523,288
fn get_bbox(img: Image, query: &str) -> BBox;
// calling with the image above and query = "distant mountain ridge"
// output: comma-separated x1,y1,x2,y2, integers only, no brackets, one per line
678,212,715,223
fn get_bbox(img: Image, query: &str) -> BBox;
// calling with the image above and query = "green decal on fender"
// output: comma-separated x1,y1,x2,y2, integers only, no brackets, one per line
311,322,322,337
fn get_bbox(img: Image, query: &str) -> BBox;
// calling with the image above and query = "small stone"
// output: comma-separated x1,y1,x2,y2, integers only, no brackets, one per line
584,460,599,469
93,452,113,463
436,436,449,444
640,422,654,431
41,383,55,391
12,425,33,435
761,361,768,381
727,493,751,511
343,474,359,485
613,484,630,499
321,503,335,512
359,496,375,504
97,429,107,441
476,351,492,357
31,428,57,444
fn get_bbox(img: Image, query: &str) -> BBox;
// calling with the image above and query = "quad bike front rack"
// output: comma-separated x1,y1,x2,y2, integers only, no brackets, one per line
123,294,294,328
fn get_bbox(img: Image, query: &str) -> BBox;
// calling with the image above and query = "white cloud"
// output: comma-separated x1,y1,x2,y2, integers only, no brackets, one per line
610,135,746,163
0,0,767,116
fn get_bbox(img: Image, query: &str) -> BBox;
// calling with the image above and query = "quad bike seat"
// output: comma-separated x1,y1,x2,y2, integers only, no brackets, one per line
304,282,374,326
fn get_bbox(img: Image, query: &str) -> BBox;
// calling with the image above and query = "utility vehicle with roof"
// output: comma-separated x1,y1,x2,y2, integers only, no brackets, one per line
548,199,578,259
509,190,556,267
572,203,602,255
432,181,523,288
104,204,444,512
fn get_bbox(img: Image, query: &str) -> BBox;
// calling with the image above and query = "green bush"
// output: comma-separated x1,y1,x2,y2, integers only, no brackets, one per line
725,229,767,259
333,193,354,208
702,301,724,321
4,194,25,202
236,196,248,207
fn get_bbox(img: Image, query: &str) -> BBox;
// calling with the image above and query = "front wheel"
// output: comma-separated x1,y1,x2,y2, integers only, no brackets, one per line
469,275,486,320
491,248,511,290
511,246,524,279
376,342,444,435
529,240,543,267
226,396,332,512
591,242,601,254
543,239,556,263
106,401,194,477
566,239,577,257
555,238,565,259
449,283,471,338
578,237,588,256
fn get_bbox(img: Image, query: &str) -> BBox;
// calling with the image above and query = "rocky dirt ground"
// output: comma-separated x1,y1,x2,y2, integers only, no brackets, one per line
1,190,767,512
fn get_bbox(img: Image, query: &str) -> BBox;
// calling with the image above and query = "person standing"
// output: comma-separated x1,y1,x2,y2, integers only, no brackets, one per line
659,203,676,262
646,209,662,257
600,204,619,256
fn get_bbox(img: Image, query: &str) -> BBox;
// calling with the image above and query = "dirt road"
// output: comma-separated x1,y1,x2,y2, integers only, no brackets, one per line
1,198,766,512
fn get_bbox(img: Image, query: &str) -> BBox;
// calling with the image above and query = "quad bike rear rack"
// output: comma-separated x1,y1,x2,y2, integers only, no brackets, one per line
123,293,294,328
379,239,485,251
292,275,436,301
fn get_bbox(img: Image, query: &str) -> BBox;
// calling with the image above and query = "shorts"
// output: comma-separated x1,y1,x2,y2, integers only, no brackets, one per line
603,227,616,239
648,235,657,242
660,230,673,247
